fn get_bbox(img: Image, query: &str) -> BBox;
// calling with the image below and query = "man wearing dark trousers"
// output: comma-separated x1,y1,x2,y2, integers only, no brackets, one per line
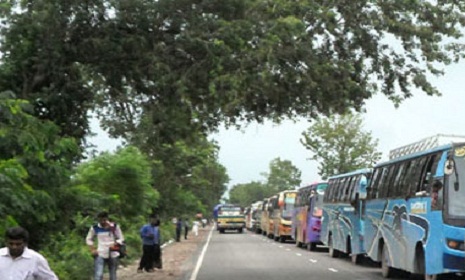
175,218,182,242
137,215,161,273
184,219,190,240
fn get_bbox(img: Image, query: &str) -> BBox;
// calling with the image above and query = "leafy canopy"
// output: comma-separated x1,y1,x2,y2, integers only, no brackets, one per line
262,157,302,192
301,113,382,179
2,0,464,145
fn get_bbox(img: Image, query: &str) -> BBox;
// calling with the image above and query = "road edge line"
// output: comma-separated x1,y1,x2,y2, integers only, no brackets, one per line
189,226,214,280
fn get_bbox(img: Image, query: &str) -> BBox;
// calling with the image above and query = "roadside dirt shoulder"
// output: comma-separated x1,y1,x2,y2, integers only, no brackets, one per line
118,225,211,280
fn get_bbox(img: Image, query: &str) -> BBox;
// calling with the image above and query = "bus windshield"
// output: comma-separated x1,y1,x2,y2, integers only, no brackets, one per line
282,194,296,218
219,207,242,215
316,183,328,195
312,193,324,217
447,147,465,218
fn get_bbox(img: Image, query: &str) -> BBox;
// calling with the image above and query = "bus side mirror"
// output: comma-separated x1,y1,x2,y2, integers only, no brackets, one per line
444,159,454,175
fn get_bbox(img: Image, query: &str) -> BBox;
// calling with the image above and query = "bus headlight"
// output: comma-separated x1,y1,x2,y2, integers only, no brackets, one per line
446,239,465,251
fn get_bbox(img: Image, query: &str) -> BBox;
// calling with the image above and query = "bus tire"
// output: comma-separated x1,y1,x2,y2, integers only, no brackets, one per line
381,243,395,278
328,235,339,258
307,242,316,251
414,247,437,280
238,228,243,233
351,254,362,265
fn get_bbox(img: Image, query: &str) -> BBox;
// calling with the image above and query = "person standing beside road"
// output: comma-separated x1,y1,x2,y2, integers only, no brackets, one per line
137,215,161,273
175,218,182,242
86,211,125,280
192,220,199,236
184,219,190,240
0,226,59,280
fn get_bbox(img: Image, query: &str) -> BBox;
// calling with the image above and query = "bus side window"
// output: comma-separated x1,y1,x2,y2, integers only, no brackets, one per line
418,154,438,193
403,158,418,198
426,154,441,193
347,176,357,203
340,177,349,202
323,184,328,203
344,177,354,202
332,179,338,202
368,168,383,199
392,162,406,198
379,165,397,198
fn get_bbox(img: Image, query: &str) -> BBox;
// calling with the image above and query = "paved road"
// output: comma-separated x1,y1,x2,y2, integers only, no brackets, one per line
192,228,459,280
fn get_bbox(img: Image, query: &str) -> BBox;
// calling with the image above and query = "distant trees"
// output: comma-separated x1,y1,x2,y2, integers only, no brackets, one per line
301,113,381,179
229,181,268,208
229,157,301,207
262,158,302,193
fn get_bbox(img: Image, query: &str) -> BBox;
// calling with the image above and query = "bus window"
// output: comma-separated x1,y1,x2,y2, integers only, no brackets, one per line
378,166,394,198
392,161,407,198
418,154,439,194
368,168,382,199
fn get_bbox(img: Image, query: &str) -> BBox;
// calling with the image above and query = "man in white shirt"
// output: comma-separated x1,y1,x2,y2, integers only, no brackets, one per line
0,226,58,280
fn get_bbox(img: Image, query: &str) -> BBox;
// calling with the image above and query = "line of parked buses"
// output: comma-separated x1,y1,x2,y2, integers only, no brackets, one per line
242,134,465,280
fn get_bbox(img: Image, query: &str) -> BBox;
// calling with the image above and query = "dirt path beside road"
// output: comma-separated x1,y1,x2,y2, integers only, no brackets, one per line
118,225,211,280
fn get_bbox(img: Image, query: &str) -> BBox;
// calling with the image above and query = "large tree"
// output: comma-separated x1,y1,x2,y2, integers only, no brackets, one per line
301,113,381,179
262,157,302,192
2,0,465,145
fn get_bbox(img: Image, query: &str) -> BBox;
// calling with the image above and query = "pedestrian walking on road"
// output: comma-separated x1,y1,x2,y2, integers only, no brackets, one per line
0,226,59,280
175,218,182,242
86,211,125,280
184,219,190,240
192,220,199,236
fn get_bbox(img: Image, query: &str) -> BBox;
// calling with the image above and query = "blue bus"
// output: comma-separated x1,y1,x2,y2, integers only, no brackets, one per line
364,136,465,279
321,168,371,264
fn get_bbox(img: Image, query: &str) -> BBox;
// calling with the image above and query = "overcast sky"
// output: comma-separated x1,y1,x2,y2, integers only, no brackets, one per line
88,61,465,189
209,61,465,188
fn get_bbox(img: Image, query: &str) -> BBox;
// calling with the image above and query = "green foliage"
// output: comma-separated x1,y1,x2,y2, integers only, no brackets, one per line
3,0,463,149
0,93,79,247
262,157,302,192
229,157,301,206
301,112,382,179
72,146,158,217
229,181,269,208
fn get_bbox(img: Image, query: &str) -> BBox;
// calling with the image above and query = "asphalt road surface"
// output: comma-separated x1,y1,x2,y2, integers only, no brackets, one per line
192,228,464,280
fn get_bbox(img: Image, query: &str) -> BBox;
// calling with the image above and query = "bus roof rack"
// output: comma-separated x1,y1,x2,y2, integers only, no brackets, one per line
389,134,465,160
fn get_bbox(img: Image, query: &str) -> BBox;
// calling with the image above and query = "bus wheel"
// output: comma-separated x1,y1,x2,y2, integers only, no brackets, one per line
307,242,316,251
351,254,362,265
381,244,394,278
238,228,243,233
328,235,339,258
414,247,437,280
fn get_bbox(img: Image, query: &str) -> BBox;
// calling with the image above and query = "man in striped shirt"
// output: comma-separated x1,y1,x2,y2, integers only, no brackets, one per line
86,211,124,280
